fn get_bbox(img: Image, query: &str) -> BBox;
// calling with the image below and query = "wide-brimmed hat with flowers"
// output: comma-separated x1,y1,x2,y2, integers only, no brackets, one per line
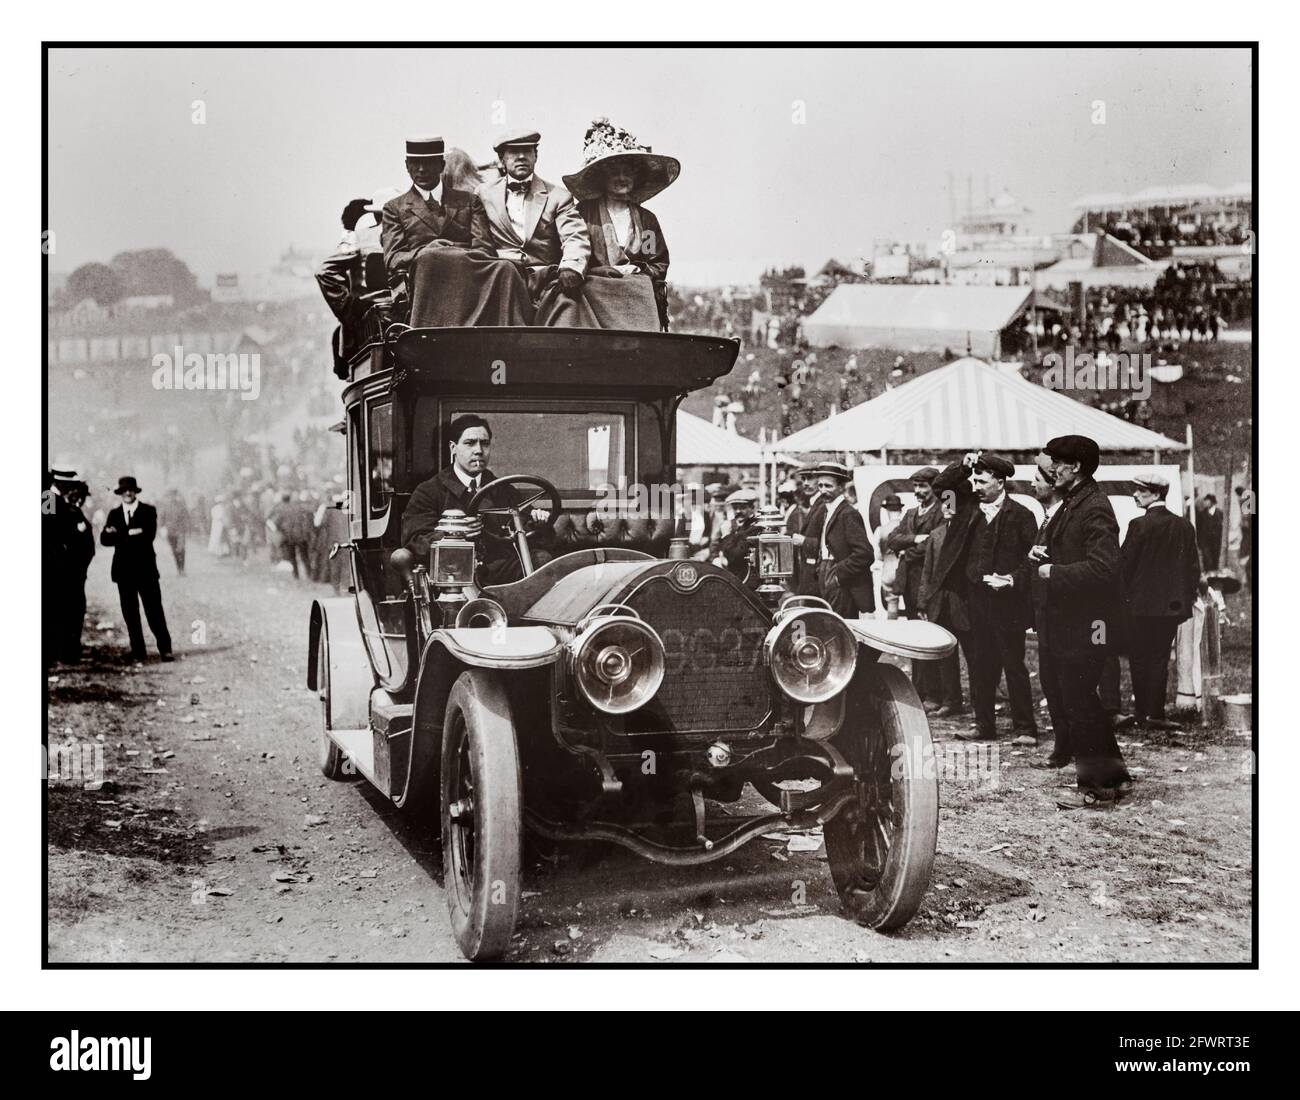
562,117,680,205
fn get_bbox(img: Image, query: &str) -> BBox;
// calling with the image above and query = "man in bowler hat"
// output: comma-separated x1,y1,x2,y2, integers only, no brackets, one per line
1035,436,1131,806
101,477,173,662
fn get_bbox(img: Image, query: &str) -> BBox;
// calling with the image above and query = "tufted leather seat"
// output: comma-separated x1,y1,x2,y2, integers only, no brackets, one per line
550,511,675,558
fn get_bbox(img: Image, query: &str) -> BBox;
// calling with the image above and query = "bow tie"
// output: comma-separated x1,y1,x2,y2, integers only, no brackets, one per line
506,179,530,195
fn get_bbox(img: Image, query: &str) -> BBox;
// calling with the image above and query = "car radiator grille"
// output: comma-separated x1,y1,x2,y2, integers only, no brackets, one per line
623,576,771,734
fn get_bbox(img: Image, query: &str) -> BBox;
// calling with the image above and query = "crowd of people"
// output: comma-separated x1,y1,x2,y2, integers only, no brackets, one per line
1078,212,1251,255
763,440,1222,809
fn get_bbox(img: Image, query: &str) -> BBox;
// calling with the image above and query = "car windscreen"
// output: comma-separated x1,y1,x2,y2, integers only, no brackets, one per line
440,400,632,496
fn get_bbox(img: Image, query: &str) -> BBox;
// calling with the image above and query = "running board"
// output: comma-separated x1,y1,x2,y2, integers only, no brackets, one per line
329,727,377,785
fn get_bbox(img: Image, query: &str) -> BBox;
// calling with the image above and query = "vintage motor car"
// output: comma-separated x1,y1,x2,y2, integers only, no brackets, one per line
307,322,957,961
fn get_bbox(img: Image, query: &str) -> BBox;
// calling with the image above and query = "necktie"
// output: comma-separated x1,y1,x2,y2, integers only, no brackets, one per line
507,180,528,195
467,477,478,496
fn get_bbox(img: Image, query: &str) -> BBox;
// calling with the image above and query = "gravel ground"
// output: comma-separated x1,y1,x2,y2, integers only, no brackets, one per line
46,545,1254,964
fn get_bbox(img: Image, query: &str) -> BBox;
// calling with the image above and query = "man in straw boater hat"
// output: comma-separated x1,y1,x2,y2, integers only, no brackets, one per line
1034,435,1132,808
380,135,533,328
1121,470,1202,732
473,128,590,307
562,117,677,330
100,476,173,663
791,462,875,618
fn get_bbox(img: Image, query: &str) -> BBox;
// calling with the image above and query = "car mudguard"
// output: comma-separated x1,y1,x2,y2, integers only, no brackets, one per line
308,598,376,734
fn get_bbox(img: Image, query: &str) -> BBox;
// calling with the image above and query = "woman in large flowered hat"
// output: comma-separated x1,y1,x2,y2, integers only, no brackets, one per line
562,117,678,330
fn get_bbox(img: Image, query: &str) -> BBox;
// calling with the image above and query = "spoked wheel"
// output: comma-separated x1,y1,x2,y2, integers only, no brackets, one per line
317,637,348,780
825,663,938,930
441,670,523,961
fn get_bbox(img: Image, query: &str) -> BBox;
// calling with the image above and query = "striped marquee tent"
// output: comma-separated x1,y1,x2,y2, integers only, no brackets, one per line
676,410,800,468
774,357,1187,457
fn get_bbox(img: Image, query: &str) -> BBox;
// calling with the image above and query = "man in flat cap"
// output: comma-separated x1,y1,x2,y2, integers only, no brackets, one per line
381,136,532,327
958,454,1038,744
473,130,593,320
793,463,874,618
1035,436,1131,806
1121,472,1202,731
715,487,761,580
882,466,946,707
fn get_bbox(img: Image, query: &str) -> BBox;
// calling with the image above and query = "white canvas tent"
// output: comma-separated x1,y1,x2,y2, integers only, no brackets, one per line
802,284,1045,358
774,357,1187,456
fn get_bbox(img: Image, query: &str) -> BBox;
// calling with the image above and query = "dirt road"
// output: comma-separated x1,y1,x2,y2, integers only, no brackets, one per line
47,545,1254,964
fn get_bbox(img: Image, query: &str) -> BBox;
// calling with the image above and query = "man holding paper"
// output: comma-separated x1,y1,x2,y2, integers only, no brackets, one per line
956,454,1038,744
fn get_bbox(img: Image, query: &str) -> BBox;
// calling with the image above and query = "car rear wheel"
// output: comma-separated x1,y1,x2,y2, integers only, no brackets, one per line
441,670,523,961
317,637,348,780
825,663,938,930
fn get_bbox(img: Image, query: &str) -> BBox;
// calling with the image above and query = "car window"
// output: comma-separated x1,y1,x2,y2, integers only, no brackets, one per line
367,401,394,518
446,405,629,493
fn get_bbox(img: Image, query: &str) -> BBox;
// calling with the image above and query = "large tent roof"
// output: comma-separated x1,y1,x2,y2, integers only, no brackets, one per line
775,357,1187,454
676,410,795,466
804,284,1037,339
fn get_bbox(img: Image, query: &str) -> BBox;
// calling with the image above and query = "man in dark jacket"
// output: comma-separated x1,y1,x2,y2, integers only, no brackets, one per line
100,476,173,662
160,488,191,576
44,467,96,665
1195,493,1223,571
797,463,874,618
1028,454,1071,765
883,466,944,707
917,493,966,715
1035,437,1130,806
381,135,532,327
792,471,828,596
1122,472,1202,730
268,491,313,580
924,459,987,716
717,488,761,582
402,415,552,586
958,454,1038,744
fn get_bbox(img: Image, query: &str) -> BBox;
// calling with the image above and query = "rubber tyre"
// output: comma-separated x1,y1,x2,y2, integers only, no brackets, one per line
441,670,523,961
825,663,938,930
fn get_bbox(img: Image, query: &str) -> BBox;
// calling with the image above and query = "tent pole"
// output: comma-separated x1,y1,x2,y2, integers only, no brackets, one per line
1185,424,1196,524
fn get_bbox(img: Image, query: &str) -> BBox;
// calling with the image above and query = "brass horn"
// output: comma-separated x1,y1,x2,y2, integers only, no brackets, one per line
455,597,508,630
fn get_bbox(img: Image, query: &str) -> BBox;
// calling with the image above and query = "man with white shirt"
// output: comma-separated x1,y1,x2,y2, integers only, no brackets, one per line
473,129,591,311
381,135,531,327
957,454,1037,743
401,415,553,586
100,476,173,663
791,463,874,618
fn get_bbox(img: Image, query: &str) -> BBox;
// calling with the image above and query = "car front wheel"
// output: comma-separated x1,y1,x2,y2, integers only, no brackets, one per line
441,670,523,961
825,662,938,930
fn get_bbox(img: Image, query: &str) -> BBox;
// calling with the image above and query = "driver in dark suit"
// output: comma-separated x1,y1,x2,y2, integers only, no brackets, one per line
402,414,554,585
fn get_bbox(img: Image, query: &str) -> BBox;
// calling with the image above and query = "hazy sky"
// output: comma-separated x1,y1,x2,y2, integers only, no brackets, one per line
47,46,1251,286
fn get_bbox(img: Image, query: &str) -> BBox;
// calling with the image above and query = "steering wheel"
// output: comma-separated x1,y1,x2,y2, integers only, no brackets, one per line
466,474,563,577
